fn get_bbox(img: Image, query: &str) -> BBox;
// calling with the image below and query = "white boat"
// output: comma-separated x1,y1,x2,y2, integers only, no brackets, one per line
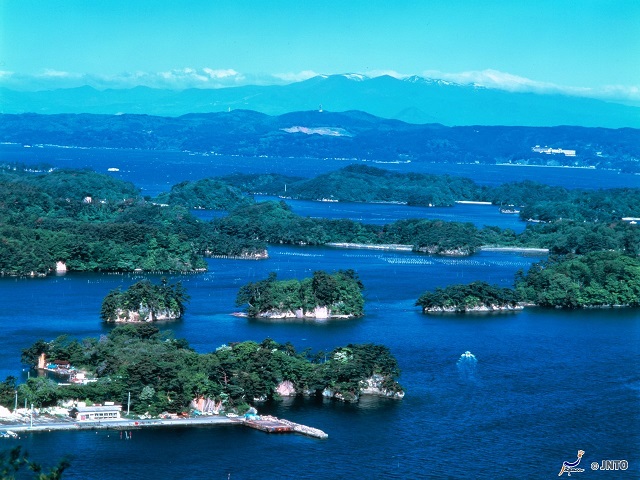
107,167,120,172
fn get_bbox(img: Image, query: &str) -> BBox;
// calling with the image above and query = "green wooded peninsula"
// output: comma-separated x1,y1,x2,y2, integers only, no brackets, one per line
417,251,640,312
11,325,403,412
236,270,365,319
1,164,639,290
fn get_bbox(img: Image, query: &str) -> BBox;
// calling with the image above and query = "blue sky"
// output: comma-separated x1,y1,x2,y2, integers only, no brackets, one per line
1,0,638,102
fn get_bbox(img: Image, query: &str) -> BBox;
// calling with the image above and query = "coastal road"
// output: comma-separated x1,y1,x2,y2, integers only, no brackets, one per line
3,414,239,434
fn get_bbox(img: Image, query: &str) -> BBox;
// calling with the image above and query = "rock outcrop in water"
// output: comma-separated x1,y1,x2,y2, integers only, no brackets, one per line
360,374,406,399
321,374,406,403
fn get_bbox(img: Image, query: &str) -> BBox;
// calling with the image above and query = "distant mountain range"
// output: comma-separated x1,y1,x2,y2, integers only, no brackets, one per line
2,74,639,128
1,110,638,172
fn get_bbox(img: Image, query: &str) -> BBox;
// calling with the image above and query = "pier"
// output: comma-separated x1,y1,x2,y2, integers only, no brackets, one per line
0,413,327,439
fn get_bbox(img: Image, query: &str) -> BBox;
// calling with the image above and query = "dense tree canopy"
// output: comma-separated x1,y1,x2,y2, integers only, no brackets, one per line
2,165,639,277
0,167,261,275
417,252,640,312
220,166,640,222
154,178,252,210
416,281,519,312
236,270,365,317
222,165,480,207
100,279,190,322
15,327,402,412
515,251,640,308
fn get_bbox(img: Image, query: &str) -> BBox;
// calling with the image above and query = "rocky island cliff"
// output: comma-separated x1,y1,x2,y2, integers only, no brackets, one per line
416,252,640,312
100,279,189,322
416,281,521,314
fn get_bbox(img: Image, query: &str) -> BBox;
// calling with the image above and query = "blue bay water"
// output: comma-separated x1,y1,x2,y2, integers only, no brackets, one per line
253,195,527,232
1,248,638,479
0,146,638,478
2,144,639,197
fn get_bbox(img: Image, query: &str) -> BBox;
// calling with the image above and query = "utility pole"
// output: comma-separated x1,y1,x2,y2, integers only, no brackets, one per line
127,391,131,415
30,403,33,429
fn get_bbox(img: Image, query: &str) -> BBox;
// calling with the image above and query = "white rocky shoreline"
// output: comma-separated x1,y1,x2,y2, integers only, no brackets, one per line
423,304,524,314
251,306,354,320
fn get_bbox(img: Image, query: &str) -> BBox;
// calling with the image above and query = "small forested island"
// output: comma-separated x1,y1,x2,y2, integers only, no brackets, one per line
100,279,189,322
417,251,640,312
236,270,365,319
12,325,403,413
416,281,521,313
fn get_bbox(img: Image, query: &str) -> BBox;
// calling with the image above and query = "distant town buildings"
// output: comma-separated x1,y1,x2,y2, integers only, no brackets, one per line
532,145,576,157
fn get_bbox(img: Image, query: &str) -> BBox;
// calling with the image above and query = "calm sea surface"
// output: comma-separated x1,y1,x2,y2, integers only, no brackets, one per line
0,145,638,479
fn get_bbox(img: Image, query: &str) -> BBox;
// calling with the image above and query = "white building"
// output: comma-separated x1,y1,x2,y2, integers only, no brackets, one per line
70,405,122,421
532,145,576,157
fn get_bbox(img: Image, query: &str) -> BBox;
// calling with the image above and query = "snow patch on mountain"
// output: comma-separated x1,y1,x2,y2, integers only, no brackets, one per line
282,126,351,137
342,73,368,81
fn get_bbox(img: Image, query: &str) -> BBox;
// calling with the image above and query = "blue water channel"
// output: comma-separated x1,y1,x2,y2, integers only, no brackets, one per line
0,145,638,478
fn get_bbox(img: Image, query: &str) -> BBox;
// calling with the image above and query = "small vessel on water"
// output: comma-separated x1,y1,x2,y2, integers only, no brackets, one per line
107,167,120,172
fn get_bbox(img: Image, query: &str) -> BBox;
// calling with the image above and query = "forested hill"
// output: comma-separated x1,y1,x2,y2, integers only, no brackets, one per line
1,111,639,172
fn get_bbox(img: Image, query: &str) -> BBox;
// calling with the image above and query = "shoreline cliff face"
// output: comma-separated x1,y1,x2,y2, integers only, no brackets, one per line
322,374,405,403
275,376,405,403
110,307,182,322
416,246,474,256
204,249,269,260
255,306,353,320
100,279,189,323
236,270,365,319
359,374,406,400
422,304,524,314
416,281,521,314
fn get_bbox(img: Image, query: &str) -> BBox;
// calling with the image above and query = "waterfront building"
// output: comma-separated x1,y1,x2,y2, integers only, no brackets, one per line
70,405,122,422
